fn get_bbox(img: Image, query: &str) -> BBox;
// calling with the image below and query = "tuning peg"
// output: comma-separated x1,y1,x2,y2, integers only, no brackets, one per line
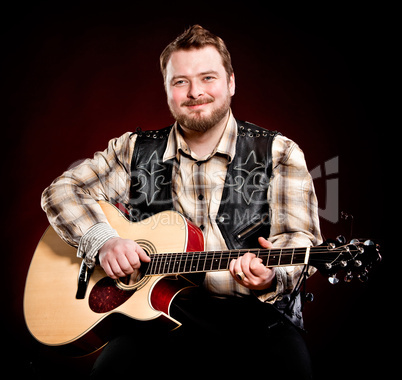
328,275,339,285
303,292,314,303
364,240,374,246
344,271,353,283
358,269,369,282
358,273,368,282
336,235,346,244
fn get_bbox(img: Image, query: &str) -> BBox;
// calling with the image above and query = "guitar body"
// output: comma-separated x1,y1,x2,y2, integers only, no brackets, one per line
23,202,205,354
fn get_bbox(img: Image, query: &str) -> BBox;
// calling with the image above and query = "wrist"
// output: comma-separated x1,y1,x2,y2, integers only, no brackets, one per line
77,223,119,268
253,271,277,298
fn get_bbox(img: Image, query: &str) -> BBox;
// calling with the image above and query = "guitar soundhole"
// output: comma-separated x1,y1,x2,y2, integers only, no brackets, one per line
118,268,145,287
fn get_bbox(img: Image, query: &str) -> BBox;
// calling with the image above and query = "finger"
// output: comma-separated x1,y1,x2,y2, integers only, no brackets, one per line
229,258,241,279
231,254,256,284
136,244,151,263
119,241,150,268
229,259,236,274
101,260,114,278
124,240,150,265
249,257,267,277
234,256,244,277
124,246,141,269
239,252,258,280
108,258,126,279
229,258,245,282
117,254,136,275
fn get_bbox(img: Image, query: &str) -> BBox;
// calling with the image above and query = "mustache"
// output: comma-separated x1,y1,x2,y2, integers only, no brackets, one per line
181,97,214,107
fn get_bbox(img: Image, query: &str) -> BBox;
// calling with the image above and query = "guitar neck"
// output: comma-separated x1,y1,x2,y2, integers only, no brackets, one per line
146,246,312,276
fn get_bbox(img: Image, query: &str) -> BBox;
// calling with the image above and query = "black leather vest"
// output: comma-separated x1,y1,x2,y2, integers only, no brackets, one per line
127,120,280,251
127,122,306,328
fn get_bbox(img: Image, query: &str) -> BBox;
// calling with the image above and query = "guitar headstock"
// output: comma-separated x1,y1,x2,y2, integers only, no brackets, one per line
309,236,382,284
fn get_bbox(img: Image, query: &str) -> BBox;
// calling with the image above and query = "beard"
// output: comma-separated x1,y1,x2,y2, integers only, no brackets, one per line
169,93,232,133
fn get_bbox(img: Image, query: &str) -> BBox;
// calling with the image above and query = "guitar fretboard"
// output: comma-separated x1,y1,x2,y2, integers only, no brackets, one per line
146,247,311,276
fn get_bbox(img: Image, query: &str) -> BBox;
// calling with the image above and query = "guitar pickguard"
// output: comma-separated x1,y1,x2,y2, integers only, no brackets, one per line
89,277,136,313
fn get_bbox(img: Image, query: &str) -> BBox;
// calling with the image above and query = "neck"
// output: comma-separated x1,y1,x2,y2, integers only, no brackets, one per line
145,246,312,276
180,111,229,157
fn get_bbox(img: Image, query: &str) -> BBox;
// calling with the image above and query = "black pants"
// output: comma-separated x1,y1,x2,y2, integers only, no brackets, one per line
91,289,312,379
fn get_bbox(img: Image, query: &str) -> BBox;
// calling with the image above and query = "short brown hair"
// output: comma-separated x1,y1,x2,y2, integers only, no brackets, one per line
160,25,234,82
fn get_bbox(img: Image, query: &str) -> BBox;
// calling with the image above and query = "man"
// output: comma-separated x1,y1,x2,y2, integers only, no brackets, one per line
42,25,322,378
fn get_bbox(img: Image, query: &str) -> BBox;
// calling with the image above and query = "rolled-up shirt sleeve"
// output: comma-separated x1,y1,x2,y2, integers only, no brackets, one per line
255,135,323,303
41,132,136,267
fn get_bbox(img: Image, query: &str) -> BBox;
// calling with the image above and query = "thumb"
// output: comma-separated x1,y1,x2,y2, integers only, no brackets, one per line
258,237,273,249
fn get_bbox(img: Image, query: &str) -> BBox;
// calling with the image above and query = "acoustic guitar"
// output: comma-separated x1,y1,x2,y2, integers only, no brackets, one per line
24,201,381,355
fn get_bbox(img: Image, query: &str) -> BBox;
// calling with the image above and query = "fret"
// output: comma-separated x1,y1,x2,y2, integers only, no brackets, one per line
161,254,167,274
163,253,171,274
183,252,192,273
167,254,173,273
211,252,221,271
260,250,270,266
218,251,224,270
152,254,159,275
191,253,199,272
195,252,201,272
292,249,308,265
227,251,233,269
233,249,241,261
201,251,209,271
219,251,230,270
267,249,280,267
155,253,163,275
171,253,181,273
169,254,179,273
177,253,185,272
147,254,155,275
197,252,206,272
178,252,188,273
153,254,160,274
203,251,209,271
188,252,194,272
158,254,165,274
188,252,195,272
279,248,294,266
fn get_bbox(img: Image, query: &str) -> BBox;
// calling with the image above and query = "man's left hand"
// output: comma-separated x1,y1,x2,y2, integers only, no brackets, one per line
229,237,276,290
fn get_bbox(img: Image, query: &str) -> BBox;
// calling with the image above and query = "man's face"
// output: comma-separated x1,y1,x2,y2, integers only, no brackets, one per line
165,46,235,132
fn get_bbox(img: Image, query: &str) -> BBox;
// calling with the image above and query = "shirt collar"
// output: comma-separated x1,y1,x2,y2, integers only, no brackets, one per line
163,109,237,164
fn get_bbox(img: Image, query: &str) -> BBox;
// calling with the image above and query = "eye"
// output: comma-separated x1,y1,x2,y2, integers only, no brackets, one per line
203,76,215,82
173,79,188,86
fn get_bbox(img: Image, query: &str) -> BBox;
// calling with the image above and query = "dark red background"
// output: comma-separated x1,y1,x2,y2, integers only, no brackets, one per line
3,2,389,378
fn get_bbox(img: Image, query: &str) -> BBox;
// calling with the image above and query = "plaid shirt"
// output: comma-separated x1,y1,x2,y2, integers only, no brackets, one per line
41,111,322,303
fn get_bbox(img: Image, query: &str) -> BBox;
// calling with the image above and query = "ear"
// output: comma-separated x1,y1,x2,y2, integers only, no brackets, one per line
229,73,235,96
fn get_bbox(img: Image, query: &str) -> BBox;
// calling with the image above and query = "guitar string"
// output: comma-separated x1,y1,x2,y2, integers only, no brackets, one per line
144,246,358,275
146,246,352,257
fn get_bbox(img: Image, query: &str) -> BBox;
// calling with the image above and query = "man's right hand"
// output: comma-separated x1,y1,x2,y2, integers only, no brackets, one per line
98,237,151,279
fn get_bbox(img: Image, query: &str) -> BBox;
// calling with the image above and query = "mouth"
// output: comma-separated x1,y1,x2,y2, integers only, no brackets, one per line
181,97,214,110
186,103,209,110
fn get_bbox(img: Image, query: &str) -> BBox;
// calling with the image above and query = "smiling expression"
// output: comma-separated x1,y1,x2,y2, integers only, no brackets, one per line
165,46,235,132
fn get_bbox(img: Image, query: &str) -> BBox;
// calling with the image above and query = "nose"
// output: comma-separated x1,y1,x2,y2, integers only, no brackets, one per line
187,81,204,99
